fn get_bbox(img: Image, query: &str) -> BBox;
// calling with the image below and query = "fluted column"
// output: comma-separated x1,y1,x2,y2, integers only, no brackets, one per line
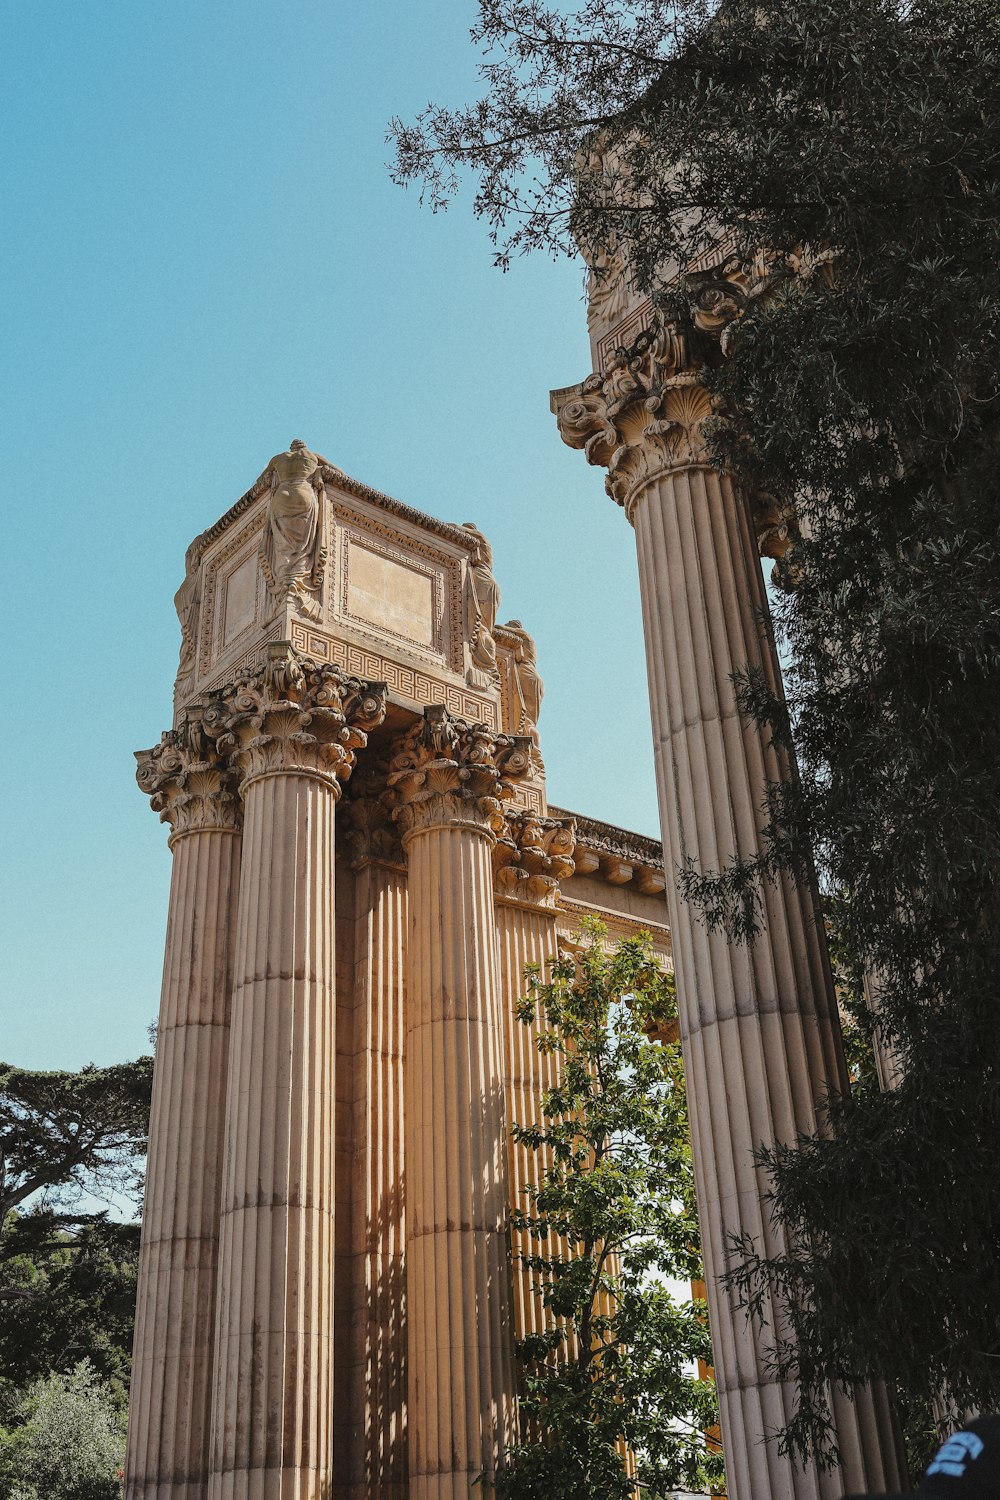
338,781,409,1500
493,812,576,1345
127,718,243,1500
554,314,904,1500
387,709,531,1500
204,645,386,1500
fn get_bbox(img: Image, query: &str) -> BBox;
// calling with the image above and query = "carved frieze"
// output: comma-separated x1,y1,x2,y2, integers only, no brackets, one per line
385,706,531,844
548,806,667,897
493,811,575,907
202,643,387,796
135,712,242,845
289,622,500,731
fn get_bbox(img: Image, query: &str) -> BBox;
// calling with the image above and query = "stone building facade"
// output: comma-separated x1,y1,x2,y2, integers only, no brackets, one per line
127,445,671,1500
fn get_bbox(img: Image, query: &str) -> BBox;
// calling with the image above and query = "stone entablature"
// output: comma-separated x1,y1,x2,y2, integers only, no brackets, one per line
171,442,549,816
550,804,667,896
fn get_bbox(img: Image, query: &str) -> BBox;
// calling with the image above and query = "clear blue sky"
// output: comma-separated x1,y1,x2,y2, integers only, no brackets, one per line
0,0,659,1070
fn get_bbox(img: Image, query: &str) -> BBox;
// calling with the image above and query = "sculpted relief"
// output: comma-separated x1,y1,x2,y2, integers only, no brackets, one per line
499,619,544,747
259,439,327,621
461,523,500,683
173,540,201,694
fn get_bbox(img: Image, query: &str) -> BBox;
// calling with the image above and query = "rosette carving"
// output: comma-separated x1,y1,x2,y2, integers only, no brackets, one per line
203,642,387,795
385,705,532,843
135,710,242,844
492,811,576,907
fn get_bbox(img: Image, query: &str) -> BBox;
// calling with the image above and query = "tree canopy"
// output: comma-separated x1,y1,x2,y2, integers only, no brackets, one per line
0,1059,152,1421
499,922,721,1500
391,0,1000,1465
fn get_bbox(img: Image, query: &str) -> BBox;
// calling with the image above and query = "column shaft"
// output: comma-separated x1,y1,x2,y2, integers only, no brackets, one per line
337,859,409,1500
126,826,241,1500
208,770,338,1500
406,825,516,1500
632,464,903,1500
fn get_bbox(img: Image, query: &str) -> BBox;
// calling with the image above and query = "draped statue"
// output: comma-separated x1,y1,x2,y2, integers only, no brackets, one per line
502,619,544,746
461,523,500,677
260,439,327,620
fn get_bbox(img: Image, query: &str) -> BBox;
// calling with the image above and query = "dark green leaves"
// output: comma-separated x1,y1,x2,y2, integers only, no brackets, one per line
495,921,722,1499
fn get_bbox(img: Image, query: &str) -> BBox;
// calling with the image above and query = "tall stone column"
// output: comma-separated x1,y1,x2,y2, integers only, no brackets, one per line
493,811,576,1344
127,717,243,1500
554,317,904,1500
386,709,531,1500
337,776,409,1500
204,645,386,1500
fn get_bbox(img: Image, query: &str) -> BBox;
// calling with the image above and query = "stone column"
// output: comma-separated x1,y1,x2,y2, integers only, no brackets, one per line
554,318,903,1500
204,645,386,1500
493,811,576,1345
386,709,531,1500
127,716,242,1500
337,776,409,1500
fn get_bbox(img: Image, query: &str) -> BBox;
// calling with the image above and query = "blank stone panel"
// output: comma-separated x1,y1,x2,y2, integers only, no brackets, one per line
346,541,436,649
222,553,259,645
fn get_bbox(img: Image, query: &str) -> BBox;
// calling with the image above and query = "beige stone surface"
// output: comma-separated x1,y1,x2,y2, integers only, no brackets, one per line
203,650,386,1500
335,776,409,1500
127,728,242,1500
347,540,436,648
386,710,526,1500
141,434,893,1500
553,307,904,1500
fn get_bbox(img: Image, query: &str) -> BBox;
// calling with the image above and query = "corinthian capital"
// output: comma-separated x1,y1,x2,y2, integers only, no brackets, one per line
340,756,404,868
385,705,532,844
493,811,576,907
202,642,387,795
135,711,242,844
553,314,716,518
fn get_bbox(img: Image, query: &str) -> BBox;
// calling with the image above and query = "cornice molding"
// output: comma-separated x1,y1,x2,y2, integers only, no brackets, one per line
185,456,484,571
549,805,666,897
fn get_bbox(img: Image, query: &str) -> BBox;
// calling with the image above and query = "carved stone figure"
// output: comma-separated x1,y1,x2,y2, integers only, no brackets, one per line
260,439,327,620
502,619,544,745
461,523,500,676
173,548,201,691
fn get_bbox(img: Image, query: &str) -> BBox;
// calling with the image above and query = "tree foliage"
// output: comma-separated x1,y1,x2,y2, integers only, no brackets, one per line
0,1361,126,1500
496,922,721,1500
391,0,1000,1466
0,1060,151,1421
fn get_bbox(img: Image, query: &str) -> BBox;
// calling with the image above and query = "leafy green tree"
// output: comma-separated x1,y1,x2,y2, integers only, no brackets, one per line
496,921,721,1500
0,1361,126,1500
391,0,1000,1465
0,1060,152,1421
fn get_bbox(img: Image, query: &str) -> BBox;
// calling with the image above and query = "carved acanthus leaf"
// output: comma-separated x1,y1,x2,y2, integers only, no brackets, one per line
135,710,242,843
554,309,718,515
341,756,404,867
203,642,387,794
493,812,576,907
554,257,794,523
385,706,532,842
